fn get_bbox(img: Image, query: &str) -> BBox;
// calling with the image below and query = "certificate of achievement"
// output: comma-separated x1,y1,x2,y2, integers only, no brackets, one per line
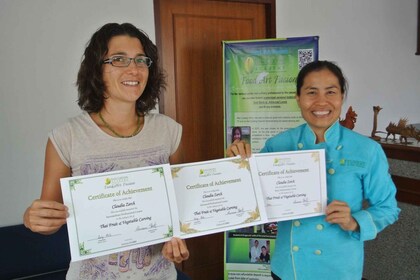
171,156,268,238
60,164,179,262
254,149,327,222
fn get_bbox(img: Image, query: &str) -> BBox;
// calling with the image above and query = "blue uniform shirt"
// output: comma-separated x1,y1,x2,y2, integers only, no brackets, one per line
261,121,400,280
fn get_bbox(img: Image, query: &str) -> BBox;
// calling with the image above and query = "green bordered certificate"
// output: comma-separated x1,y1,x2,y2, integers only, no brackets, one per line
60,164,178,262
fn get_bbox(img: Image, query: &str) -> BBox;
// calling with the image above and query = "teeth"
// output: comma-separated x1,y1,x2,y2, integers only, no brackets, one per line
313,111,329,116
122,81,139,86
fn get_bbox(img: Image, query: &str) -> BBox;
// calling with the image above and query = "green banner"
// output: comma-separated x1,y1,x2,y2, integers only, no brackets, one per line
224,37,319,152
223,37,319,280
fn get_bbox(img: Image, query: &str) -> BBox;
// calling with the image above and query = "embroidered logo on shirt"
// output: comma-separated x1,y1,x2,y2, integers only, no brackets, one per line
339,159,366,168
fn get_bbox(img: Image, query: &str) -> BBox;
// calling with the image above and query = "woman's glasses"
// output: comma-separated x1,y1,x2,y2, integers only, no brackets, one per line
103,55,153,68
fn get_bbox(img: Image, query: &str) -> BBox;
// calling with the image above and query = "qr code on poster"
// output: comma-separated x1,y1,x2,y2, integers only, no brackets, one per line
298,49,314,69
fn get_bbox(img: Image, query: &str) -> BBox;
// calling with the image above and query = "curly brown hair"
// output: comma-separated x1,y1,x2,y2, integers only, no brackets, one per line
77,23,165,114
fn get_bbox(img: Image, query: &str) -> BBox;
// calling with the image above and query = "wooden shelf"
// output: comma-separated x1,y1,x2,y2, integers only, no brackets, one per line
379,140,420,206
379,140,420,163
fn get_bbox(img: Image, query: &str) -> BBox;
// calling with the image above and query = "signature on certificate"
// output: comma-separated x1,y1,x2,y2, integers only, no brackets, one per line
89,233,120,242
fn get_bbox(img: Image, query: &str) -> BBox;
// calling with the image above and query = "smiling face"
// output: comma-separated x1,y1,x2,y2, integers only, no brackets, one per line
233,128,242,141
102,35,149,106
296,69,344,142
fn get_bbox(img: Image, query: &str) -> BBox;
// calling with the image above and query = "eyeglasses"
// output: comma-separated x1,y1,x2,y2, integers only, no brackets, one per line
103,55,153,68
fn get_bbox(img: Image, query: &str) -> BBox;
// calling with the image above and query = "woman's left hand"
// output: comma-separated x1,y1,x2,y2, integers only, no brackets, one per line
325,200,359,232
162,237,190,263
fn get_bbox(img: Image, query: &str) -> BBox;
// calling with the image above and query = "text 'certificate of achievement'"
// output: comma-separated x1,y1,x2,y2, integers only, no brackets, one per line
60,164,178,262
171,156,268,239
254,149,327,222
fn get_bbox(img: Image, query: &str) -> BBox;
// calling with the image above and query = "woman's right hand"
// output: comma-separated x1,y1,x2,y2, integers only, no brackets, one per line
226,139,252,158
24,199,68,235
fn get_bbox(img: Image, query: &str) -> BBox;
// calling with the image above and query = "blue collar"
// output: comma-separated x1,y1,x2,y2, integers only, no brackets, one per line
303,120,341,145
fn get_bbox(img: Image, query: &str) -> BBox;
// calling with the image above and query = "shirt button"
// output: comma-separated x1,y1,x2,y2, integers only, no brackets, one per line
314,249,322,255
328,168,335,175
292,246,299,252
297,143,304,149
316,224,324,231
294,221,301,227
336,145,343,150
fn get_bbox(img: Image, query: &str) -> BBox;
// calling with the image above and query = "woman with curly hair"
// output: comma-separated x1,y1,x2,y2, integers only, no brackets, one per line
23,23,189,280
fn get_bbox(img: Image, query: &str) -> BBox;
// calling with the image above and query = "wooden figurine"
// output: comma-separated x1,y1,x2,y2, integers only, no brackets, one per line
339,106,357,130
370,106,382,141
385,118,420,144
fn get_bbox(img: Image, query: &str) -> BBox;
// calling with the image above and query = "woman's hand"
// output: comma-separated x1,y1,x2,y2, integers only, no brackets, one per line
226,139,251,158
162,237,189,263
23,199,68,235
325,200,359,231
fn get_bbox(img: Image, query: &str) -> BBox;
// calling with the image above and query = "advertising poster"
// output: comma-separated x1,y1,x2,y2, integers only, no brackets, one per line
223,37,319,152
223,37,319,280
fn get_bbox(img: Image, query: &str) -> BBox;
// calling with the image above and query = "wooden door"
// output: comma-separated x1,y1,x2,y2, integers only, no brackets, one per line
154,1,275,279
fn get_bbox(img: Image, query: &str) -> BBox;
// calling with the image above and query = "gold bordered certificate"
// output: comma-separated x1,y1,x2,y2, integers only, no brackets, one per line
254,149,327,222
171,156,268,238
60,164,178,262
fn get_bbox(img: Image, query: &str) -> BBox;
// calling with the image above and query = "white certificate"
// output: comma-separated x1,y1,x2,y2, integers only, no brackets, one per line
171,156,268,238
60,164,179,262
254,149,327,222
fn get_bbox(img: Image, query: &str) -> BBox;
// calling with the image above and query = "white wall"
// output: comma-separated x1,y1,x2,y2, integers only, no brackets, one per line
276,0,420,136
1,0,419,226
0,0,155,226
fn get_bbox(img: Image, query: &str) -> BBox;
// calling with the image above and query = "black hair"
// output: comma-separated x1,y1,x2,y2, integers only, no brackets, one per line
231,126,242,142
296,60,347,96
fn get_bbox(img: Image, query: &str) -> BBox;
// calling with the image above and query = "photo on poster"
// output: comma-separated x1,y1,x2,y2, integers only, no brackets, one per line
227,126,251,144
225,223,276,264
249,238,271,264
225,225,276,280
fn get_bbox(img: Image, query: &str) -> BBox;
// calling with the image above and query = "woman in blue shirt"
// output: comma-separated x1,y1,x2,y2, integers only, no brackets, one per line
227,61,400,280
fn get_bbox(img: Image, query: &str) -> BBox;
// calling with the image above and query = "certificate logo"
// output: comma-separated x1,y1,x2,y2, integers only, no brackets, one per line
199,168,221,177
273,157,292,167
104,176,130,189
